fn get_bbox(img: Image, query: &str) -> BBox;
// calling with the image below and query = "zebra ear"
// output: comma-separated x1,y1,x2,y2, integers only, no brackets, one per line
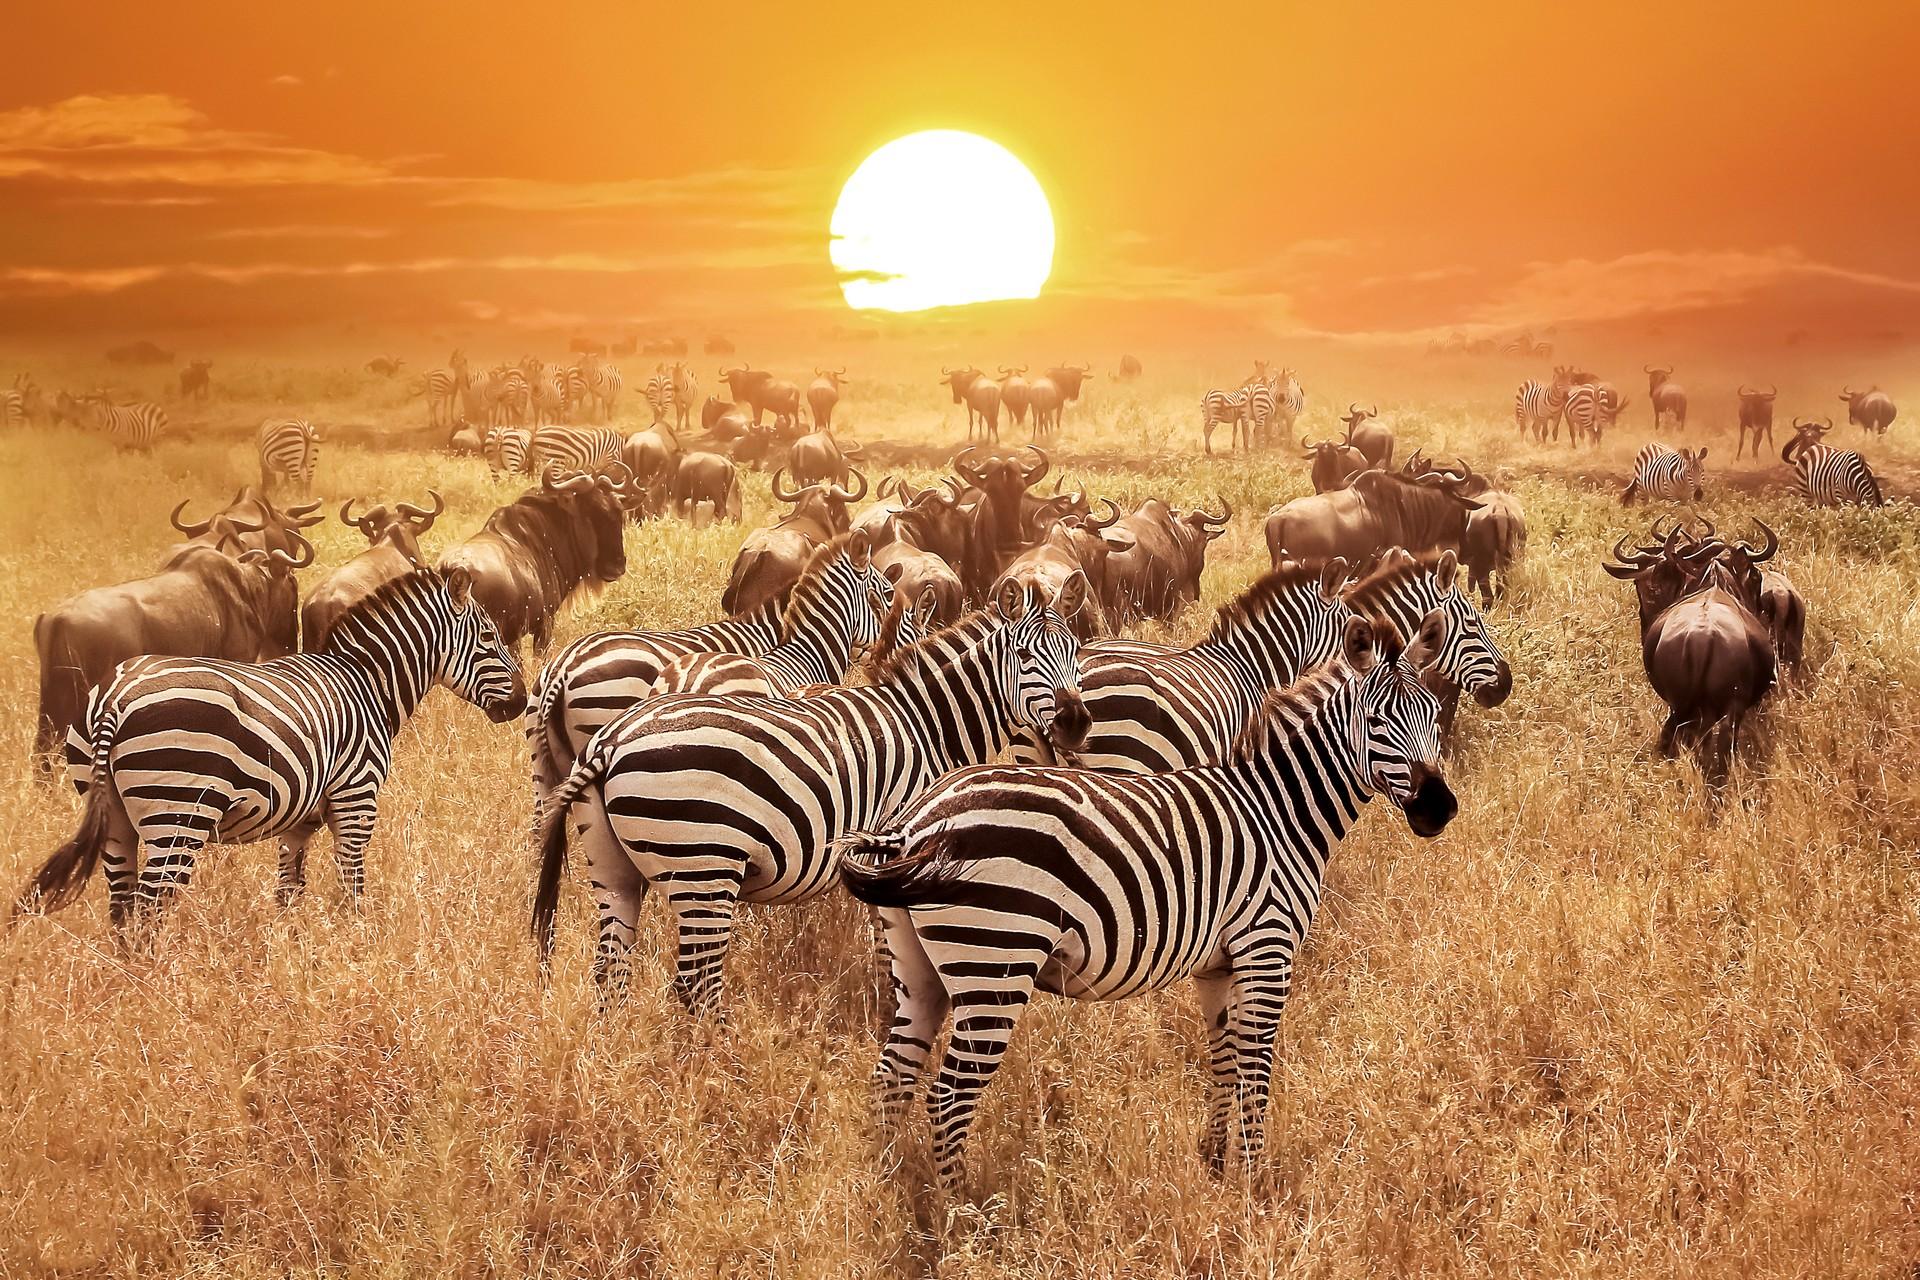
445,566,473,612
847,528,872,570
915,584,939,619
1054,568,1090,619
1318,557,1349,601
1434,549,1459,592
1341,615,1379,672
993,578,1027,621
1404,607,1448,671
1695,447,1709,461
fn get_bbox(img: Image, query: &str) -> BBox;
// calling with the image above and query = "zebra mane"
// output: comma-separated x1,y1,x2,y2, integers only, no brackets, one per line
863,608,994,685
1344,552,1444,612
1205,561,1331,643
319,567,446,652
1227,664,1348,764
780,534,856,643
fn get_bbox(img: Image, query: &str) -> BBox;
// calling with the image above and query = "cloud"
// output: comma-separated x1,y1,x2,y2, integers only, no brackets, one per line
433,167,819,213
1354,264,1478,290
270,74,303,87
205,224,393,241
0,93,392,187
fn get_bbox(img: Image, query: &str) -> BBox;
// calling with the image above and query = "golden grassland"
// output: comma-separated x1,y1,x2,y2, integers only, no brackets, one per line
0,359,1916,1277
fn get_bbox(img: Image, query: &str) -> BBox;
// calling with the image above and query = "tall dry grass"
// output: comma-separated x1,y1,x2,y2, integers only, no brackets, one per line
0,361,1915,1276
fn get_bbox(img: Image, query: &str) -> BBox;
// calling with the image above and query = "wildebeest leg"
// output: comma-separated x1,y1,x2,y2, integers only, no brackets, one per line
1657,707,1689,758
276,818,323,906
323,781,380,903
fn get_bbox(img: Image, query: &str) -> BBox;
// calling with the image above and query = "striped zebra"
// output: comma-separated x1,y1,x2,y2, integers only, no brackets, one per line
416,355,471,428
650,533,898,698
14,568,526,932
1012,550,1507,772
1271,368,1304,439
1200,387,1250,456
484,366,532,426
529,425,623,475
839,609,1455,1190
1782,425,1883,506
0,387,22,427
520,358,569,425
575,358,622,422
1514,373,1569,440
483,424,532,477
1562,383,1623,444
79,396,168,449
1621,443,1706,505
530,579,1091,1010
644,369,674,423
671,364,698,431
257,418,321,494
1243,377,1276,447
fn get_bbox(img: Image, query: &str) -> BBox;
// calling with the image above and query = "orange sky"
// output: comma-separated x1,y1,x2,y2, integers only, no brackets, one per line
3,1,1917,356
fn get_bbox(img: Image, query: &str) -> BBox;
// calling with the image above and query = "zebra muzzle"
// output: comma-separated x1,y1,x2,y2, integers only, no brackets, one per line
1048,691,1091,754
1402,773,1458,837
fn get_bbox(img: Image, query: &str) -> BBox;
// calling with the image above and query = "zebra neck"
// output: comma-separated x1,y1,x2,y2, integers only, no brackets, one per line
877,627,1006,765
325,624,441,734
1192,600,1323,692
763,613,855,687
1231,677,1369,852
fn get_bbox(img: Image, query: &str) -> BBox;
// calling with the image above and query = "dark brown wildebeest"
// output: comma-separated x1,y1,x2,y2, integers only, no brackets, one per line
718,365,775,419
32,531,310,765
702,396,740,432
954,444,1049,596
758,378,804,427
439,469,631,652
1045,364,1093,413
720,469,869,615
622,422,681,492
1027,375,1065,441
1839,385,1896,434
657,451,742,523
365,355,405,378
1116,354,1143,382
886,480,971,568
171,488,325,557
942,367,1000,442
808,368,848,429
1645,366,1688,432
992,503,1133,638
1341,403,1393,470
1265,469,1482,567
1301,432,1370,494
1103,499,1230,623
301,493,443,649
998,367,1031,434
1451,463,1527,605
874,538,966,629
789,427,864,488
177,360,212,401
1735,385,1778,459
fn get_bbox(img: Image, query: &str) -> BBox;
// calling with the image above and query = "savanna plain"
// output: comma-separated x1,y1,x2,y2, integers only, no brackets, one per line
0,351,1916,1277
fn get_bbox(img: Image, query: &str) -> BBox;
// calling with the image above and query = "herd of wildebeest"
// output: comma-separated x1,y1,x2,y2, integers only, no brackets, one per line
1,348,1904,1190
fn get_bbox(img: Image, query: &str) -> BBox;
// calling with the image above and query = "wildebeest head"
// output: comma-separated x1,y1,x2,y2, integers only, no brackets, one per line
1645,365,1674,395
718,365,772,405
1782,415,1833,465
1602,520,1726,634
1340,403,1378,434
1343,609,1455,837
955,444,1048,507
1167,500,1232,603
941,366,985,403
340,490,443,566
1302,434,1367,493
771,467,867,536
1045,364,1094,401
236,529,316,657
541,467,630,584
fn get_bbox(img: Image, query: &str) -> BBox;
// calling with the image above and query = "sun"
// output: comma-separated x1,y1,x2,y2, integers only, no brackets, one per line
831,131,1054,313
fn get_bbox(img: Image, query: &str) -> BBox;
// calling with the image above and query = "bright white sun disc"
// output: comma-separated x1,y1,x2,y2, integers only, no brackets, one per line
831,130,1054,312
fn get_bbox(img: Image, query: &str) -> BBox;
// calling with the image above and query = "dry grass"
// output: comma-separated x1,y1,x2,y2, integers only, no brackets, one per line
0,357,1916,1277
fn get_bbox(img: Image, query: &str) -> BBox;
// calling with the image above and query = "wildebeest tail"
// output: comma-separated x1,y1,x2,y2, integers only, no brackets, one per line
837,826,966,908
13,712,117,919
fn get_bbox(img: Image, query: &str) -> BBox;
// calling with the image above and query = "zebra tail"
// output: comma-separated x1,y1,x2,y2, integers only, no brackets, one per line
13,719,115,919
529,748,607,961
836,826,965,909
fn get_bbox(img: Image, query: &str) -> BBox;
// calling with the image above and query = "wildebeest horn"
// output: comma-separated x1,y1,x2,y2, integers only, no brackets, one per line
1347,402,1363,419
1644,364,1671,375
876,475,898,502
340,498,376,532
1197,498,1231,526
828,468,869,504
241,531,315,573
1022,445,1050,488
953,445,988,490
770,468,811,504
1839,385,1854,399
1300,434,1319,456
1609,533,1662,568
1738,519,1779,564
395,490,444,527
940,366,954,377
1086,497,1122,531
170,500,215,536
283,500,325,528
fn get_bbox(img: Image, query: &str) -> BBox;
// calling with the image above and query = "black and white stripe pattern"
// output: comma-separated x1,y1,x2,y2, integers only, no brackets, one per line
1622,443,1706,504
1514,378,1567,439
1012,552,1507,772
0,388,23,427
1243,377,1276,443
671,365,698,429
483,425,532,477
418,365,469,426
1562,385,1620,444
1200,387,1249,454
257,418,320,493
485,367,532,426
80,398,168,449
18,568,524,931
839,611,1454,1190
1782,438,1883,507
530,586,1088,1013
575,360,622,422
529,425,623,475
644,371,674,424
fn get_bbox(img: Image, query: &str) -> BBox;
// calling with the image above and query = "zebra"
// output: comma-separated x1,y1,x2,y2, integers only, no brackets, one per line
257,418,321,494
838,609,1455,1190
529,578,1092,1012
671,363,698,431
416,357,470,428
1011,550,1508,772
14,567,526,933
483,424,532,477
1514,373,1569,440
1243,377,1276,448
529,425,623,475
644,369,674,423
1200,387,1249,455
0,386,22,427
484,366,532,426
649,533,899,698
575,358,622,422
1273,368,1305,434
79,396,168,449
521,358,568,425
1562,383,1622,444
1782,424,1883,506
1621,443,1706,505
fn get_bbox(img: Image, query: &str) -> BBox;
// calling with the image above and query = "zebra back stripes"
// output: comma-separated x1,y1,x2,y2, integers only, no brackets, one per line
645,371,674,423
1514,378,1568,439
1562,384,1620,444
529,426,623,475
0,388,23,427
81,398,167,449
257,418,320,492
1622,443,1706,504
1201,387,1250,454
839,610,1455,1189
529,589,1087,1011
484,425,532,477
17,568,525,930
1782,438,1883,506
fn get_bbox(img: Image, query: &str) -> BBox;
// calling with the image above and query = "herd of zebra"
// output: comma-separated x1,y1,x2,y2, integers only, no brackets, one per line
418,348,635,434
1200,360,1306,455
2,373,171,448
1,348,1905,1196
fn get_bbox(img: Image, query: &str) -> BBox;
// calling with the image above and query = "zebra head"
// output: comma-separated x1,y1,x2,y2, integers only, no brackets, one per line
846,530,897,656
1423,550,1512,707
439,567,528,723
994,574,1090,753
1678,447,1707,501
1345,610,1455,837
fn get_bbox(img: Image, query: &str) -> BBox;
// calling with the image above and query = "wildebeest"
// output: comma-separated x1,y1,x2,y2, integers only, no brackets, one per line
874,538,966,629
953,444,1050,596
1266,469,1481,566
705,335,736,356
621,422,680,492
807,368,848,429
32,530,310,764
301,493,443,649
1302,431,1369,494
179,360,212,401
1103,499,1231,622
365,355,406,378
718,366,774,420
992,502,1134,638
1116,354,1143,381
721,469,869,615
789,427,864,488
657,451,742,523
1645,366,1688,432
1456,467,1526,605
1735,385,1778,459
1341,403,1393,470
1044,365,1093,417
1839,385,1896,434
942,367,1001,442
998,367,1031,433
171,488,325,557
106,341,173,366
439,469,632,652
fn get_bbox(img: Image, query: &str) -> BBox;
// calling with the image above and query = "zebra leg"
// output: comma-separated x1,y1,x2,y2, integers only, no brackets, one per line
1193,971,1235,1173
871,906,949,1143
100,803,142,933
323,789,381,904
663,874,745,1019
130,830,212,926
926,960,1042,1193
1228,959,1294,1178
276,819,323,906
583,808,650,1002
